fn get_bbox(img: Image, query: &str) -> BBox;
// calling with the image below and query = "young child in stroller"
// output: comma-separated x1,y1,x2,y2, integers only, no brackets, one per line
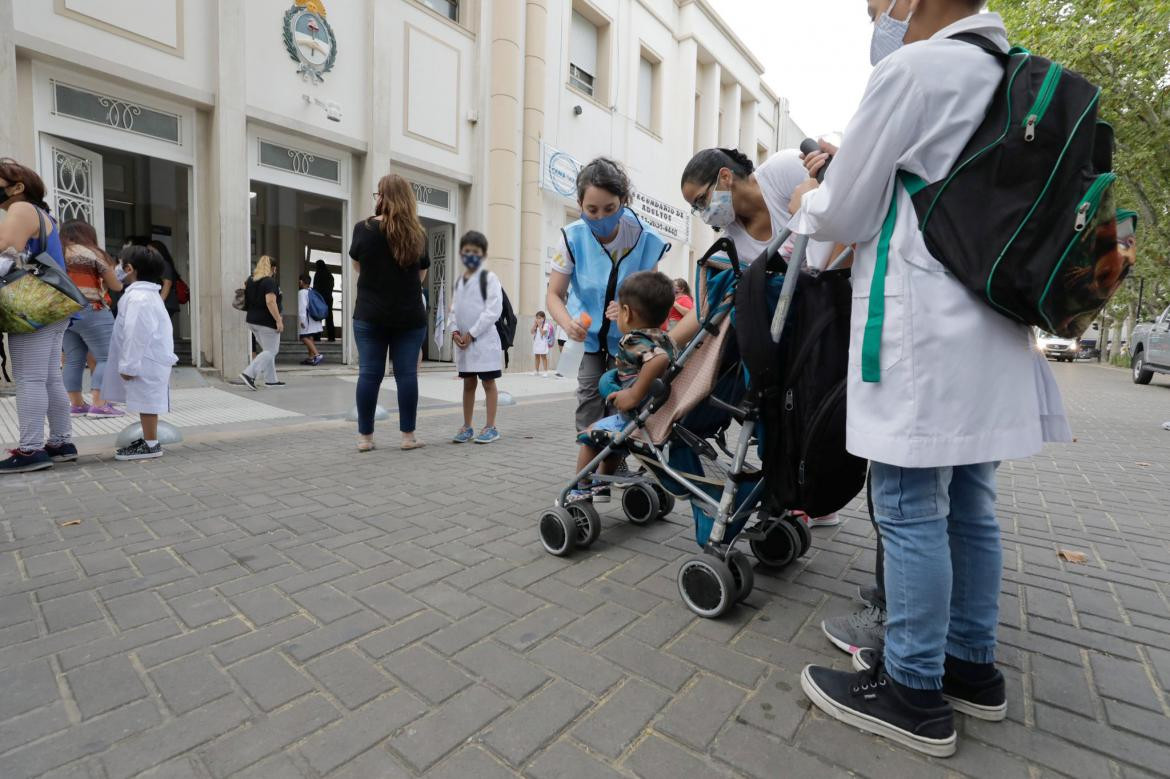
569,271,677,503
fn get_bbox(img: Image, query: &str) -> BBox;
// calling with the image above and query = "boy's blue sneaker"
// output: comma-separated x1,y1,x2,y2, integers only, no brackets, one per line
474,427,500,444
452,426,475,444
567,487,593,503
0,449,53,474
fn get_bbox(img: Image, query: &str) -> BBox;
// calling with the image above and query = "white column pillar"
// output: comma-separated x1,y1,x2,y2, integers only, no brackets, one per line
0,0,17,156
740,99,759,160
486,0,525,307
696,61,720,152
212,0,251,379
720,81,740,149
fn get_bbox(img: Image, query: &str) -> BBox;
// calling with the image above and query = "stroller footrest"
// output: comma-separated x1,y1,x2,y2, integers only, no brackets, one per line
738,526,769,542
672,424,717,461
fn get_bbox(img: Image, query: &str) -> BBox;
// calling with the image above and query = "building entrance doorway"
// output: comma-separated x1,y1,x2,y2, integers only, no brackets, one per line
39,134,195,363
249,181,345,364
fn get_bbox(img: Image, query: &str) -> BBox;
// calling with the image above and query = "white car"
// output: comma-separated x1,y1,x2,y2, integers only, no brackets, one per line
1036,331,1078,363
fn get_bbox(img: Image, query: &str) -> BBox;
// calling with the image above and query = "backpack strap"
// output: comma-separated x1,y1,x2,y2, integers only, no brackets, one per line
949,32,1010,59
860,172,929,383
479,269,487,300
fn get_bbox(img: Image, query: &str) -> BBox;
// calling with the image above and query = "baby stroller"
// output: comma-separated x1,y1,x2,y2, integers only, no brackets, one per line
537,231,827,618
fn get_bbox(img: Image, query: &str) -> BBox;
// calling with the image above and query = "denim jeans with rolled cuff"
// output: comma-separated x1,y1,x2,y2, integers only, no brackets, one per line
870,460,1001,690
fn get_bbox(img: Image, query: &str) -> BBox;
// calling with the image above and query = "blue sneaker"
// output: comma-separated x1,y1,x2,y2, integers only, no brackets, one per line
452,426,475,444
474,426,500,444
566,487,593,504
45,442,79,463
0,449,53,474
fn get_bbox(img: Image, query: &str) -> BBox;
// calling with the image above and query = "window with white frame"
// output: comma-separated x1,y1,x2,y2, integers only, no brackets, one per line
637,56,654,129
569,10,599,97
417,0,458,21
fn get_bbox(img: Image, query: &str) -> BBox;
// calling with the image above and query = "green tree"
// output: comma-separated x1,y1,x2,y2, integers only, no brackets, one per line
991,0,1170,327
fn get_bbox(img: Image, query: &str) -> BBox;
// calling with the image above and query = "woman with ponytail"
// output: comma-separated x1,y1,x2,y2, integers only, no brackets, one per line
348,173,430,452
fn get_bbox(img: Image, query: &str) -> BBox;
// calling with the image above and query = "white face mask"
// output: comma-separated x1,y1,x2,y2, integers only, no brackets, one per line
870,0,914,66
700,189,736,230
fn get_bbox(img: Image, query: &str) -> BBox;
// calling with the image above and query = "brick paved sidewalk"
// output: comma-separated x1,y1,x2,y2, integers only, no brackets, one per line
0,363,1167,777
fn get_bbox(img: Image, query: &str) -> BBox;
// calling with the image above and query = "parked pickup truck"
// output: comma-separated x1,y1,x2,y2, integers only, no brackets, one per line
1131,305,1170,384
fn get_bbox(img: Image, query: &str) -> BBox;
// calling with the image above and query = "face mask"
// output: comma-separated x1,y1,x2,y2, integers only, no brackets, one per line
461,253,483,271
700,189,736,230
870,0,914,66
582,210,623,239
115,265,129,283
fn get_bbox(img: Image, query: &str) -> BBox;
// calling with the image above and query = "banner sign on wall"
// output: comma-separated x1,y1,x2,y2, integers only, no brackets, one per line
540,142,691,244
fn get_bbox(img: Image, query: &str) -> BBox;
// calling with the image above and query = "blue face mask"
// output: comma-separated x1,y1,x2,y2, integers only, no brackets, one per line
582,209,623,239
870,0,914,66
461,253,483,271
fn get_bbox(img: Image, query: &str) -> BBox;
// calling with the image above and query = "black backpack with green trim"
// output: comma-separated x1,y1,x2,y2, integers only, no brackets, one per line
904,33,1127,339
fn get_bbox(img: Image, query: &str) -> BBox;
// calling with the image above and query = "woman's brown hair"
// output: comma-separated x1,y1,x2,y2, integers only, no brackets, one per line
0,157,50,212
373,174,426,267
60,220,112,263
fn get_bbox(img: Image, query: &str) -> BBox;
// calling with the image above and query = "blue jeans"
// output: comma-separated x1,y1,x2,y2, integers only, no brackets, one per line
62,306,115,394
871,461,1001,690
353,320,426,435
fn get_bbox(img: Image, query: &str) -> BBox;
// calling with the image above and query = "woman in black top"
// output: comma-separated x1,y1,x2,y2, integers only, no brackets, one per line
312,258,336,341
239,255,283,390
350,173,430,451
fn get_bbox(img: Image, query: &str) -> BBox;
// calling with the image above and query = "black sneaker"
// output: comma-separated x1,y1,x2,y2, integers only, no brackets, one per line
115,439,163,461
45,442,79,463
239,372,258,391
0,449,53,473
265,381,286,387
853,649,1007,722
801,663,956,758
822,604,886,654
591,484,611,504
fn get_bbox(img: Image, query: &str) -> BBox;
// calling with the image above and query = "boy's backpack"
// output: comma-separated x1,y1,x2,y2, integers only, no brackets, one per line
306,288,329,321
479,271,518,367
896,34,1124,343
736,256,867,518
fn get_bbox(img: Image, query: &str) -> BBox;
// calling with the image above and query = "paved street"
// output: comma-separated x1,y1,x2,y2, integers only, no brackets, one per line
0,362,1168,778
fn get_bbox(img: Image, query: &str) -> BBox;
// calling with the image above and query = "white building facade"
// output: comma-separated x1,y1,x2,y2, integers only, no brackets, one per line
0,0,802,376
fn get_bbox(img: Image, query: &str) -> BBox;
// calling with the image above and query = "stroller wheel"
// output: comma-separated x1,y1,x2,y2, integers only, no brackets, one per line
652,485,676,519
568,502,602,549
750,519,801,569
539,507,577,557
784,512,813,557
727,550,755,603
677,553,737,618
622,483,661,526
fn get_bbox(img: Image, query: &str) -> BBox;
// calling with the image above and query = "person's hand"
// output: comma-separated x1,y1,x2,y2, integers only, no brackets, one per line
607,388,639,412
120,373,134,381
789,178,820,215
276,321,284,334
800,139,838,178
605,301,620,322
565,320,587,342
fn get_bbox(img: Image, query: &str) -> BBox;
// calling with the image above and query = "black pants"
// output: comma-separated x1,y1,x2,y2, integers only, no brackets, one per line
867,470,887,609
323,308,336,341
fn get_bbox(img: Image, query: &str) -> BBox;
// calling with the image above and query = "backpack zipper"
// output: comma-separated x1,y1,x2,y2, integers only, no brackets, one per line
1023,62,1063,142
1037,171,1116,332
1074,172,1115,232
798,380,847,486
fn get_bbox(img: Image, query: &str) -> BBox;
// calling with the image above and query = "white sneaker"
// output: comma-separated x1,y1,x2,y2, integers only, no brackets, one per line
1163,421,1170,431
808,513,841,528
540,372,548,377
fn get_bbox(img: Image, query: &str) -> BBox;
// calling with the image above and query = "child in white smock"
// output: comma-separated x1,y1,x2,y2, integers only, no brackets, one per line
102,245,178,460
531,311,551,376
450,230,504,444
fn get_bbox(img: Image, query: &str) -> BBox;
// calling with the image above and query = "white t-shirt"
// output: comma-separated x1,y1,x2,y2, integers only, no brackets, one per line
723,149,835,270
549,213,644,275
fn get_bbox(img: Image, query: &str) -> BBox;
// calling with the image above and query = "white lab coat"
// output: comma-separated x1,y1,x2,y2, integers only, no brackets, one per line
451,268,503,373
102,281,179,414
789,13,1071,468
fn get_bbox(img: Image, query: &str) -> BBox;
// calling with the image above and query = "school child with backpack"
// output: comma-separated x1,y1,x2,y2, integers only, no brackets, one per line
450,231,503,444
297,273,326,365
787,0,1083,758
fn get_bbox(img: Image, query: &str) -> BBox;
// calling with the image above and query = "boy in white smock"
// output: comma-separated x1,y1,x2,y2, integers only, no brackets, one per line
297,272,325,365
102,245,179,461
787,0,1071,757
450,230,504,444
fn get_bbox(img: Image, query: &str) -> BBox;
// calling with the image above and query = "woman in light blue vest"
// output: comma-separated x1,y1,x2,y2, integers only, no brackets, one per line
545,158,670,438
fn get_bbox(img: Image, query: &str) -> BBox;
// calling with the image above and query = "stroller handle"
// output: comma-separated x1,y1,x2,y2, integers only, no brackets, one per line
769,232,810,343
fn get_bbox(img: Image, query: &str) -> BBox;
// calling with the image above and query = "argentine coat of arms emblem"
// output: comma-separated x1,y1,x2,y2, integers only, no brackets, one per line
283,0,336,84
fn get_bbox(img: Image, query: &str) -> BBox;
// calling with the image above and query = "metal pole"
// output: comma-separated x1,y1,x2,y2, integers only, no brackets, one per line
1136,277,1145,323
